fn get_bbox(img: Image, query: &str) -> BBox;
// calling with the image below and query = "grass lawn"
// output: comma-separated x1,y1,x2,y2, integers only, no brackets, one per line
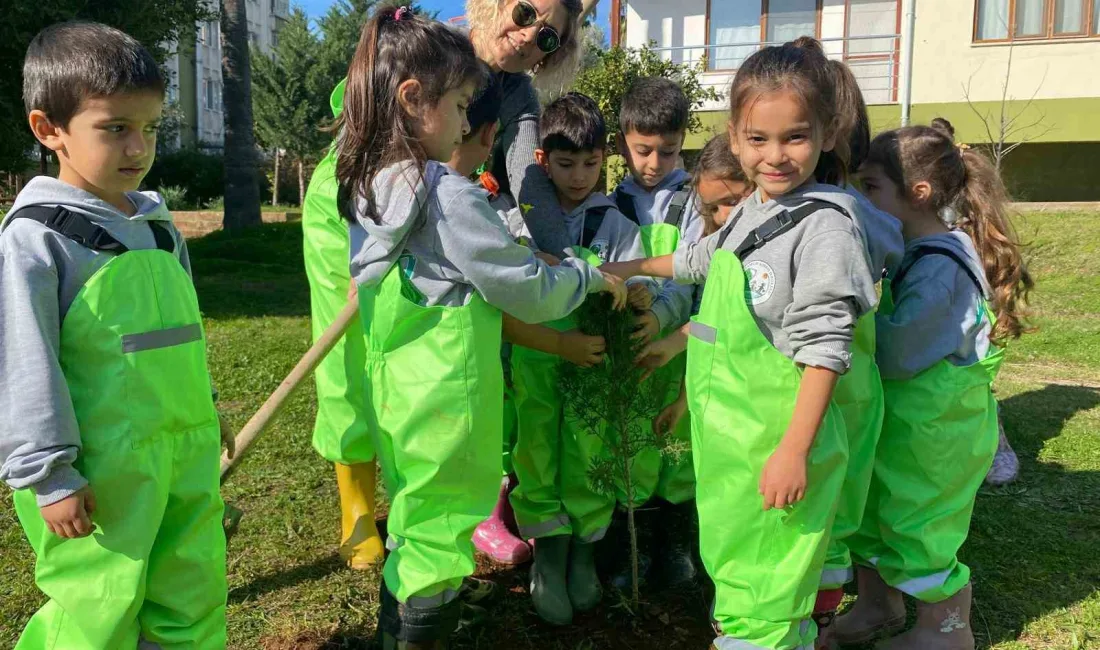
1,212,1098,649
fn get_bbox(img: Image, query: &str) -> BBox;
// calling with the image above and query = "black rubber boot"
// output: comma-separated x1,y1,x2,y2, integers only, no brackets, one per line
654,499,698,587
530,535,573,625
609,505,658,593
567,537,603,612
376,584,460,650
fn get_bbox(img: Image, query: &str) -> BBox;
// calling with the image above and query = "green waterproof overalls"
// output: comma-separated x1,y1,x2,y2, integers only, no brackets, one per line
8,207,226,650
509,213,615,543
612,187,696,506
303,79,375,465
687,202,849,650
360,255,503,608
860,246,1003,602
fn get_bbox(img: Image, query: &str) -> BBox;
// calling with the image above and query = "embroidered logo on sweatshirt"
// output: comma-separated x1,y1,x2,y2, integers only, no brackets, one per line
744,260,775,305
589,239,610,263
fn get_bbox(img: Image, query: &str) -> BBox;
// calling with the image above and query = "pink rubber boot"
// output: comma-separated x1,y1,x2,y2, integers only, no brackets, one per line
473,474,532,565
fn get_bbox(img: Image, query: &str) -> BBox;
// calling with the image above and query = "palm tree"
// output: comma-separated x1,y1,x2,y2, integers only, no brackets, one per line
221,0,262,230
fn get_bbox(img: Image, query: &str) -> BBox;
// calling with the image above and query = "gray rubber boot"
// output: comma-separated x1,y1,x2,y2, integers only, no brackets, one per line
878,583,975,650
530,535,573,625
833,566,906,645
567,537,603,612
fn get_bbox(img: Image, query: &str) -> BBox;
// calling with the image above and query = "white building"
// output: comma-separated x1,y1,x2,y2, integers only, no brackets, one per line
164,0,289,149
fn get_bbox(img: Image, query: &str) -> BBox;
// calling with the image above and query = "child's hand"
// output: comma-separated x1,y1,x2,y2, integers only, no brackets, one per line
627,283,653,312
40,486,96,539
219,413,236,459
599,272,629,310
653,392,688,439
759,444,808,510
558,330,606,367
632,310,660,344
635,333,686,380
536,252,562,266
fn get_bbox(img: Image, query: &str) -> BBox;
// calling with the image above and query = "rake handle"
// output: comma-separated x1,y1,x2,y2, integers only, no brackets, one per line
220,297,360,481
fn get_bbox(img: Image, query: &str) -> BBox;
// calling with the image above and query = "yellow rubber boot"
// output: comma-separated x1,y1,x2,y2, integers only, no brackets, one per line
336,461,385,569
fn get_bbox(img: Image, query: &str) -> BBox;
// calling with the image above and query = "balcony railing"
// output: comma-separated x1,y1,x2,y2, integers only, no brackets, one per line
648,34,902,106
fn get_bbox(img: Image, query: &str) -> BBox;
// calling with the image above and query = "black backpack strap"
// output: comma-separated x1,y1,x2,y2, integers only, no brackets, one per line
581,205,613,250
732,199,850,260
613,188,639,226
7,206,129,254
148,221,176,254
891,246,983,295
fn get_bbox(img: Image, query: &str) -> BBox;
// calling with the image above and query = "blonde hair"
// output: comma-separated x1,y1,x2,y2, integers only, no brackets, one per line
465,0,584,93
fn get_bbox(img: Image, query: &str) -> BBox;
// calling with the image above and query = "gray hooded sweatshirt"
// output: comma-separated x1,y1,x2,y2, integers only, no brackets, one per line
876,231,994,380
0,177,191,506
673,182,900,374
614,169,705,331
349,162,605,322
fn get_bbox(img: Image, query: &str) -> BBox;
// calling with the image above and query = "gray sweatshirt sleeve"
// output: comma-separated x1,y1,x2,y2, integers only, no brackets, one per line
785,228,873,373
672,226,722,285
875,261,970,380
438,186,606,323
652,207,704,330
0,227,87,506
499,76,573,258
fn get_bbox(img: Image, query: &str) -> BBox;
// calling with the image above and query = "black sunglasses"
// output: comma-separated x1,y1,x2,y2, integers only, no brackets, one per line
512,0,561,54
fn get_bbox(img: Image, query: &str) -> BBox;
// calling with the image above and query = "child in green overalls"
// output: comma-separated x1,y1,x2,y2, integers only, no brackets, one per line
333,11,626,648
832,119,1033,650
505,92,655,626
0,22,233,649
602,40,888,650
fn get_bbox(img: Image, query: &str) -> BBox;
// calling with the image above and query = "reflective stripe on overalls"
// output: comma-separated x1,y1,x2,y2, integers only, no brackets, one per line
509,232,616,543
360,255,504,604
303,78,375,465
687,202,848,650
8,207,226,650
613,185,696,507
866,246,1003,602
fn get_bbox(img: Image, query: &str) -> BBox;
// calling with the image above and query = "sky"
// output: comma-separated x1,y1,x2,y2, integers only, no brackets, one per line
296,0,612,39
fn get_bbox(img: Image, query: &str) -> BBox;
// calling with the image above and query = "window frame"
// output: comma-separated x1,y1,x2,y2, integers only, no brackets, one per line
704,0,825,72
973,0,1100,43
842,0,904,103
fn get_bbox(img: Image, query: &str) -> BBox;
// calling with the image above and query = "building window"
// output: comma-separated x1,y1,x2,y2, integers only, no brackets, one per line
709,1,762,70
765,0,819,43
975,0,1100,41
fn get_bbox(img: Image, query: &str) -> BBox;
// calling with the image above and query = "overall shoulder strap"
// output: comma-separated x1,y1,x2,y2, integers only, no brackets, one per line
891,246,984,295
715,205,747,249
148,221,177,254
731,199,850,260
7,206,129,254
666,186,693,231
582,205,611,250
613,188,639,225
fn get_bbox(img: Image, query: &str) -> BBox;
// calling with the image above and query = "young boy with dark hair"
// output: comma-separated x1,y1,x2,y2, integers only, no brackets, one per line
0,21,230,648
506,92,655,626
609,76,704,591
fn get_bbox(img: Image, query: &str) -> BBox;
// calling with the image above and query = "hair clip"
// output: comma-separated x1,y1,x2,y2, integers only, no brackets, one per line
956,142,971,152
394,6,413,21
939,205,960,226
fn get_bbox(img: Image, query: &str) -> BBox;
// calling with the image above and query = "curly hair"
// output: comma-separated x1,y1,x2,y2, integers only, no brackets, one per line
465,0,584,92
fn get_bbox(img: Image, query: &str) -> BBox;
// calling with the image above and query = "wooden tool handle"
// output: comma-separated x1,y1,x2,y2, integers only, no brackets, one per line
220,298,360,481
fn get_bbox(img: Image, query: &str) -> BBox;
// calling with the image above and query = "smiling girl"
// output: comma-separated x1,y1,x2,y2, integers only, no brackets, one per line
601,41,887,650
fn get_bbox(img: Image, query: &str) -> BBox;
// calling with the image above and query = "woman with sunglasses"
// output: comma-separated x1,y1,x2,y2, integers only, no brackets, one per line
299,0,593,578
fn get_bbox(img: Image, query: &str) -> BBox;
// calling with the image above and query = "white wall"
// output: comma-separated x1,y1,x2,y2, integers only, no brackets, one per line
912,0,1100,104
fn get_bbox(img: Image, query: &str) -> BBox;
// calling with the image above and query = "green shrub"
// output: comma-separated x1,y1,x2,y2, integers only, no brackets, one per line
145,148,224,207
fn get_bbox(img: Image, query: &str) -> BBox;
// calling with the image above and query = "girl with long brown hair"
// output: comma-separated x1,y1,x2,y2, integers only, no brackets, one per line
334,8,625,648
834,118,1033,650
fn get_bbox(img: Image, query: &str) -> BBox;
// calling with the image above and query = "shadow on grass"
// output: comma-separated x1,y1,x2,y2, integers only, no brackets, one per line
189,222,312,320
229,553,348,604
967,384,1100,648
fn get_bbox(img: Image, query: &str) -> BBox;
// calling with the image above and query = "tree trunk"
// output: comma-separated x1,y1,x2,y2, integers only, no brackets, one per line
272,149,280,206
221,0,262,231
298,159,306,207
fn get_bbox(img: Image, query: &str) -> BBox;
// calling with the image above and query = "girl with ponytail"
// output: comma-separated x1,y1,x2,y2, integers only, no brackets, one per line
833,118,1032,650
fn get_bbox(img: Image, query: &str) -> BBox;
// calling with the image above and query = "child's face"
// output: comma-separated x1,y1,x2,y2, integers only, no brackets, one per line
448,123,498,178
859,162,935,239
730,89,835,201
696,172,749,230
619,130,684,190
536,147,604,207
32,91,163,207
418,81,477,164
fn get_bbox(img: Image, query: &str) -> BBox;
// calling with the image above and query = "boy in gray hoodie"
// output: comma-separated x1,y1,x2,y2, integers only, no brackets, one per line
0,22,230,648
